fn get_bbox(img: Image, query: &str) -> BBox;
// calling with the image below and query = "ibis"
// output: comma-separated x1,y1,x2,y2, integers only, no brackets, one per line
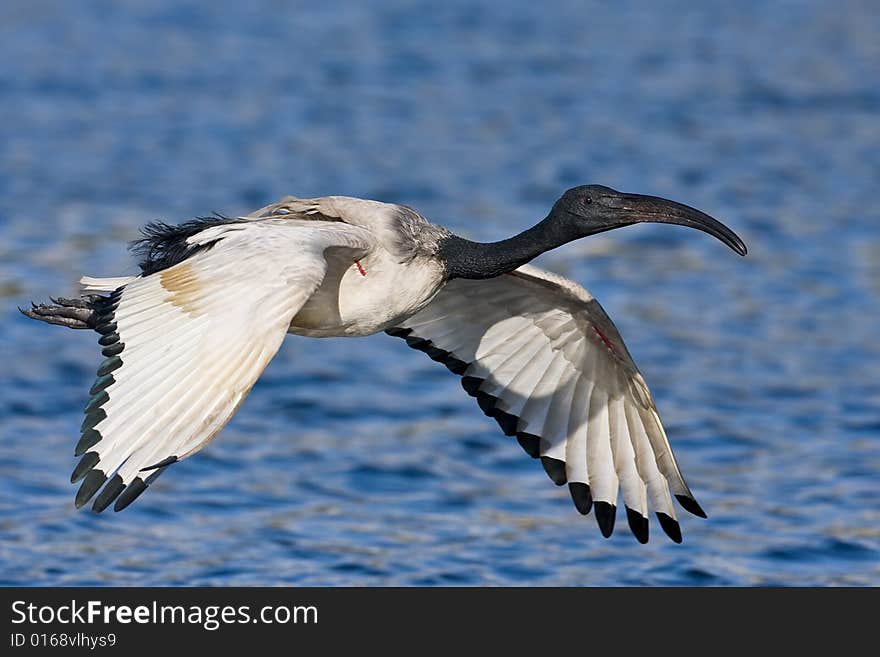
22,185,746,543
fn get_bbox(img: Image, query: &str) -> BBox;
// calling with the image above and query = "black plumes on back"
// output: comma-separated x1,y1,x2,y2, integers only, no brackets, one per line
131,214,240,275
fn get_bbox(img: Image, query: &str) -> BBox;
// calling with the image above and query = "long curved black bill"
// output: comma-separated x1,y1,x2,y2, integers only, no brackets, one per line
617,193,747,256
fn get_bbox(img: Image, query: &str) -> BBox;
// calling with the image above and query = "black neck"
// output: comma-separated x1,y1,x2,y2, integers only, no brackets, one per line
438,214,582,280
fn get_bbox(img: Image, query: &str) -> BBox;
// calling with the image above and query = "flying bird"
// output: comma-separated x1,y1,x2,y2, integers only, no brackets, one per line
22,185,746,543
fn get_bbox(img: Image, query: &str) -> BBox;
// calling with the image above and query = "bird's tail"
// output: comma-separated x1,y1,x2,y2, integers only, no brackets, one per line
19,296,101,329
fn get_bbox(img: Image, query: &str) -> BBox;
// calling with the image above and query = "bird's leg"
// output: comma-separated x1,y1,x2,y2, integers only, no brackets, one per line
19,296,101,329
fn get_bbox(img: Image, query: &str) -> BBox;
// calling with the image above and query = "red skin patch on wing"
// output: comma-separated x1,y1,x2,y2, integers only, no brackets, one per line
355,260,366,277
592,325,617,354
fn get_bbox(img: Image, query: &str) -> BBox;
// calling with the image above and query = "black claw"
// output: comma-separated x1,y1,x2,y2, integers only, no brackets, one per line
568,482,593,515
515,432,541,458
625,506,649,544
75,429,102,456
656,513,683,543
81,409,107,433
71,451,100,483
461,376,483,396
675,494,708,519
21,301,94,328
55,296,90,308
96,355,123,377
92,474,125,512
75,470,107,508
114,478,148,512
595,501,616,538
540,456,567,485
385,327,412,338
84,390,109,414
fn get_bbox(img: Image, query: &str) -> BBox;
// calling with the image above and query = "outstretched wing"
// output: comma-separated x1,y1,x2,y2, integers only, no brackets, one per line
72,219,375,512
386,264,705,543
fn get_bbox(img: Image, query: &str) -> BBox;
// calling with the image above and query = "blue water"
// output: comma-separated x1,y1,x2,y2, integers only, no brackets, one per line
1,0,878,586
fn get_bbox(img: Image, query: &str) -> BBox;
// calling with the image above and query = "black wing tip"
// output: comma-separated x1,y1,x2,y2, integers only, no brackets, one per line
81,408,107,433
404,336,430,350
394,329,471,375
114,478,148,512
540,456,567,486
474,390,518,436
83,390,110,414
423,345,448,361
92,474,125,513
656,512,683,543
88,373,115,397
594,501,616,538
491,409,519,436
625,506,649,544
385,327,412,338
101,342,125,357
515,433,541,458
95,321,118,336
71,451,100,483
74,429,102,457
96,355,123,377
568,482,592,515
443,357,469,375
97,331,120,346
75,470,106,509
461,376,483,396
475,390,498,416
675,494,708,518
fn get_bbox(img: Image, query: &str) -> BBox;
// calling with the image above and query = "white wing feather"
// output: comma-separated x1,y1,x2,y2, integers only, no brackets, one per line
72,219,374,512
388,264,705,543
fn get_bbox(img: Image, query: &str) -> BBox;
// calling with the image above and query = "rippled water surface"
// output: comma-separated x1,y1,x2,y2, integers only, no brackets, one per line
1,0,878,586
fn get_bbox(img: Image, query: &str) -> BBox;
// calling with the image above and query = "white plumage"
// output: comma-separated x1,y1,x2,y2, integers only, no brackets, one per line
24,184,747,543
392,265,696,541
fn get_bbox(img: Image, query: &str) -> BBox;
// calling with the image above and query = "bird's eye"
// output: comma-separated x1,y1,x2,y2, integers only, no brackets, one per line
583,195,592,205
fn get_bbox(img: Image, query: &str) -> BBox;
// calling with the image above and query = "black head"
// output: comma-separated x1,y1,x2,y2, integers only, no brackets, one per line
552,184,747,256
